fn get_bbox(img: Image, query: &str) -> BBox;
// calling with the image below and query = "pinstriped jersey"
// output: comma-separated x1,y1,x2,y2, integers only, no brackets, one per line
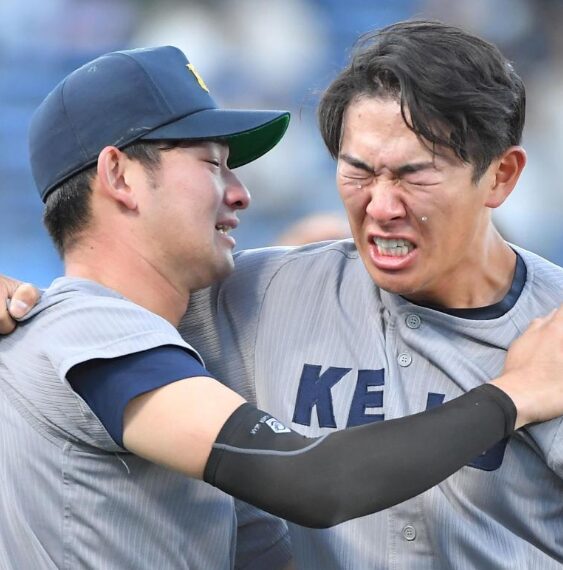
0,277,290,570
182,240,563,570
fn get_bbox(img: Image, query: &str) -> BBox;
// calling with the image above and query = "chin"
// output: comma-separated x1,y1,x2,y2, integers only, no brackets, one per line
190,256,234,291
368,269,423,297
214,255,235,280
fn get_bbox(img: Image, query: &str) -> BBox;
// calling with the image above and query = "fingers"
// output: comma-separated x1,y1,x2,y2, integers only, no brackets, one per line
521,307,559,335
9,283,40,318
547,305,563,322
0,280,40,334
501,303,563,427
0,277,21,334
0,300,17,334
528,309,554,326
530,307,563,335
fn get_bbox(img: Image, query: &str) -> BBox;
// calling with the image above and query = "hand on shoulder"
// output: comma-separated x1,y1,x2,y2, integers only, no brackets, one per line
491,305,563,428
0,277,40,334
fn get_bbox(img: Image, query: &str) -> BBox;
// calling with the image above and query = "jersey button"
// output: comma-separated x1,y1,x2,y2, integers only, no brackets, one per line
397,352,412,367
402,524,416,541
406,314,421,329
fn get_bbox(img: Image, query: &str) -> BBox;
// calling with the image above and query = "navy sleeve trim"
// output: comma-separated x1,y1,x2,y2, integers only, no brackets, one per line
67,345,214,447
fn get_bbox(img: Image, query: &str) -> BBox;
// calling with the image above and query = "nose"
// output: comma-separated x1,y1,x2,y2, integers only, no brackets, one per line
365,178,406,223
224,170,251,211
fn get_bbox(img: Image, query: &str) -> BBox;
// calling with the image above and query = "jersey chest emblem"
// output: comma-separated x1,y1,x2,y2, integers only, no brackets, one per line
292,363,508,471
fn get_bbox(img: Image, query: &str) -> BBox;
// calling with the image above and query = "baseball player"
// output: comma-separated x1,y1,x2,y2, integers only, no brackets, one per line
175,21,563,569
3,43,562,570
2,30,563,570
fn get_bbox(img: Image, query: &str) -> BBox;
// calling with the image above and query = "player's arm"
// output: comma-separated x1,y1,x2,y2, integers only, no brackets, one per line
2,273,563,527
124,375,244,478
123,307,563,529
123,377,510,527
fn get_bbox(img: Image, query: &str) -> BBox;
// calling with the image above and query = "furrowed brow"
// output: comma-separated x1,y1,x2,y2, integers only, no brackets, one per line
394,161,436,176
339,153,374,173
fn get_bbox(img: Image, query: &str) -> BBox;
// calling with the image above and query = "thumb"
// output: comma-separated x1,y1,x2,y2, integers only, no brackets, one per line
8,282,41,319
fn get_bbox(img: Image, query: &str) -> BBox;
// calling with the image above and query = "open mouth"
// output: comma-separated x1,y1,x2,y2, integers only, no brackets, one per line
373,237,415,257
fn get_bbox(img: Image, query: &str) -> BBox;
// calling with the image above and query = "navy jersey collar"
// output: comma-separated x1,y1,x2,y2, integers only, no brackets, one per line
408,252,526,320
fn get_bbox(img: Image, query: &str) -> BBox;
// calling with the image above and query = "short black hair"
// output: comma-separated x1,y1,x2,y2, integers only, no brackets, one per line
44,141,164,256
318,20,526,181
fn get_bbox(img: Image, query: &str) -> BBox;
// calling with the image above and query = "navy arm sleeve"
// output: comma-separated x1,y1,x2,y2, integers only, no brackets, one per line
67,345,213,447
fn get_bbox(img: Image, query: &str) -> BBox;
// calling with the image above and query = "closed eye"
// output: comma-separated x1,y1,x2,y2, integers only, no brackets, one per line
403,177,440,187
338,166,373,182
342,173,371,181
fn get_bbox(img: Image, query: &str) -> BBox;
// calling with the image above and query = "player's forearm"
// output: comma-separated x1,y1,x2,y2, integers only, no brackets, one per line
204,384,515,528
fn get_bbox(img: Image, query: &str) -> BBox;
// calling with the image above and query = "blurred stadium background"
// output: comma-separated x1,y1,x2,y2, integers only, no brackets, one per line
1,0,562,286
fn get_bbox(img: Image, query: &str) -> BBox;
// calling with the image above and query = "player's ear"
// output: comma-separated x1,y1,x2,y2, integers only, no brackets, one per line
484,146,526,209
95,146,138,210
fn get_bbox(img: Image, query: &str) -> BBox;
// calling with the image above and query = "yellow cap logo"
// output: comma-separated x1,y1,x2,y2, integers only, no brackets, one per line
187,63,209,92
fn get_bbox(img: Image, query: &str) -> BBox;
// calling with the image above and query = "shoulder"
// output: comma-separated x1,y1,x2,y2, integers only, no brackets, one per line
13,277,193,377
233,239,359,274
510,247,563,328
227,239,361,296
515,246,563,300
24,277,178,330
518,246,563,279
181,240,367,360
187,240,363,317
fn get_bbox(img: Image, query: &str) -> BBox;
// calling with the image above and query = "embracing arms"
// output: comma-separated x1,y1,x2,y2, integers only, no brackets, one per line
122,307,563,528
2,278,563,528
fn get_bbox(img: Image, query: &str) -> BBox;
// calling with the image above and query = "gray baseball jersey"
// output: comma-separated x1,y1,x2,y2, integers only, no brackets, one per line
181,240,563,570
0,277,290,570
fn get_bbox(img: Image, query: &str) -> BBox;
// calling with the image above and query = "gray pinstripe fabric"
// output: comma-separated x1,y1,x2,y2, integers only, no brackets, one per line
0,277,290,570
181,241,563,570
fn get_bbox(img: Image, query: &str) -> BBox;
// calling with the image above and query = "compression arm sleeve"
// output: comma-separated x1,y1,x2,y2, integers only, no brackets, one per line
204,383,515,529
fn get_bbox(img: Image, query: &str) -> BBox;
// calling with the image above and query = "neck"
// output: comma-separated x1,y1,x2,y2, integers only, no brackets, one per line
64,235,189,326
406,230,517,309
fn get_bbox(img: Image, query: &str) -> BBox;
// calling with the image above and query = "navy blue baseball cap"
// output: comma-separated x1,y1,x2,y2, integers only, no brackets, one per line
29,45,290,202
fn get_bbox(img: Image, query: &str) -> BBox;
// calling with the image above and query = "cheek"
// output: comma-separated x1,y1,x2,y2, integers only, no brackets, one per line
338,186,368,222
182,191,218,220
413,186,460,224
424,201,479,253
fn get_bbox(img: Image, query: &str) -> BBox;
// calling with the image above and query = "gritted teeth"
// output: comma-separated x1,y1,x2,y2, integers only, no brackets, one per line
373,237,414,256
374,237,413,248
215,224,231,234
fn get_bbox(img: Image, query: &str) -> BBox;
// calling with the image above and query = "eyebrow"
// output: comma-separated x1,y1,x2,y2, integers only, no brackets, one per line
394,162,436,176
339,153,436,176
339,154,373,172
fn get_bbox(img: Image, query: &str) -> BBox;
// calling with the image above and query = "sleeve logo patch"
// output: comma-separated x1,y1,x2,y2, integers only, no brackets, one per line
265,417,291,434
186,63,209,92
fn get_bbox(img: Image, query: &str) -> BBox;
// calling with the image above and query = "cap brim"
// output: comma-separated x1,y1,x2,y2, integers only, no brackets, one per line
142,109,290,168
